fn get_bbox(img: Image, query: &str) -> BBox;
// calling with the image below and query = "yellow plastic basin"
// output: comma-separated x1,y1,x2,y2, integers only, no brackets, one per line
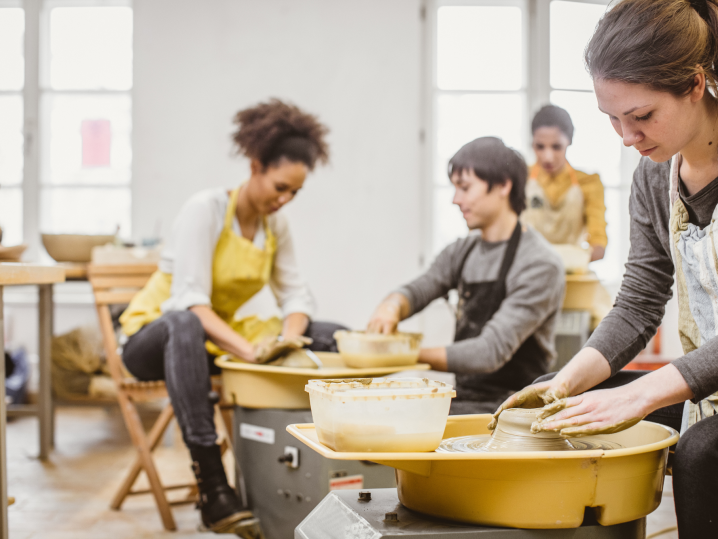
287,414,678,529
216,352,429,409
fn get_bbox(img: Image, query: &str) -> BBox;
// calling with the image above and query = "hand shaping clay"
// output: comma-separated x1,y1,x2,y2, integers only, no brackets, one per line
438,408,622,453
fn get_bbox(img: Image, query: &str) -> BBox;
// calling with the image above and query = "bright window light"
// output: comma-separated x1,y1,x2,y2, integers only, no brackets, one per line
50,6,133,90
550,1,607,90
550,90,621,186
0,187,23,246
437,6,523,91
436,93,524,186
0,8,24,91
0,95,24,187
41,187,130,235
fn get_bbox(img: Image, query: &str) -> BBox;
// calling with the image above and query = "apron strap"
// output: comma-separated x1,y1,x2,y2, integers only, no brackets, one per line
225,188,241,230
454,222,522,287
497,221,523,285
669,154,681,206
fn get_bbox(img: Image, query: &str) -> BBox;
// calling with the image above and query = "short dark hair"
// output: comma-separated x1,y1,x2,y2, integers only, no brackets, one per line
531,105,574,143
447,136,527,214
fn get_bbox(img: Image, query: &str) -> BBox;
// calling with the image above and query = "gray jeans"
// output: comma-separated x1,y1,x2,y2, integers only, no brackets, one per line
122,310,346,447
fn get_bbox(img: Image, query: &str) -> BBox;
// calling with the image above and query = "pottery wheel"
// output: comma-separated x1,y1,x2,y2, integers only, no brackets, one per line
437,408,623,453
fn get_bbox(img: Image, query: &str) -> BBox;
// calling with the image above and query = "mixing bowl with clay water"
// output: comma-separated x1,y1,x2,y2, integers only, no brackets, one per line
306,377,455,452
333,330,422,368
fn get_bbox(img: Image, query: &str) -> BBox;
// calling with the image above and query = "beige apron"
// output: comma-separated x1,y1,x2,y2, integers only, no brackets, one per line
667,154,718,432
522,163,585,246
119,186,283,355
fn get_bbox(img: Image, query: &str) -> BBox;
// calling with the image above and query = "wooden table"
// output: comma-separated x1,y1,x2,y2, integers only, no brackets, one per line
0,264,65,539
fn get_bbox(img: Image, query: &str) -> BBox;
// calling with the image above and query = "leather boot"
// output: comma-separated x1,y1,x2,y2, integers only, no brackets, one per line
189,443,247,532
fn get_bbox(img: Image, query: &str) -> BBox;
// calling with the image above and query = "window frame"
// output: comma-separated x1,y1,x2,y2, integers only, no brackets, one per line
7,0,133,261
423,0,530,263
424,0,635,287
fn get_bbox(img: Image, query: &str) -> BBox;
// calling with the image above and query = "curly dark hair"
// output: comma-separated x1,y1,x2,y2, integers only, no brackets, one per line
232,99,330,170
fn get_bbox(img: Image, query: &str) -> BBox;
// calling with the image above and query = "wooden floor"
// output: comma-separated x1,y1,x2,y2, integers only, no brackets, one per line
7,404,227,538
7,405,678,539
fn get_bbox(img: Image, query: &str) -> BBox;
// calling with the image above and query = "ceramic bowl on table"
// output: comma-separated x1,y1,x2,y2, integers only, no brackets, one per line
0,244,28,262
333,330,423,368
41,234,115,263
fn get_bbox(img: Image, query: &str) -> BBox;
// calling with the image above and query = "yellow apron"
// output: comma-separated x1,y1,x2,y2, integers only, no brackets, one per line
522,163,585,246
667,154,718,432
119,187,283,355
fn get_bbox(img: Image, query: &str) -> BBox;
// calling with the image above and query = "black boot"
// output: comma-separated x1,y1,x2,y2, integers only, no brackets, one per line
189,443,247,532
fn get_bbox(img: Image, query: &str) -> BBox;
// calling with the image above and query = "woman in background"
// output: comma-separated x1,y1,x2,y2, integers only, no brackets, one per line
119,99,343,532
522,104,608,262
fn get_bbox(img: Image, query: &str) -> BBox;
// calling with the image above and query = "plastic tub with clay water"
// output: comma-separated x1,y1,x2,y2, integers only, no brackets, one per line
306,377,455,452
333,330,423,368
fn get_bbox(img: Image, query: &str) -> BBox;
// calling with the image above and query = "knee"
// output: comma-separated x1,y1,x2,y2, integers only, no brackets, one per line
674,418,718,477
163,310,204,338
533,372,558,384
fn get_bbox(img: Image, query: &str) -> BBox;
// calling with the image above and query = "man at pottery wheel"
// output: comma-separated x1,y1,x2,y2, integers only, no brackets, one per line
490,1,718,537
367,137,565,414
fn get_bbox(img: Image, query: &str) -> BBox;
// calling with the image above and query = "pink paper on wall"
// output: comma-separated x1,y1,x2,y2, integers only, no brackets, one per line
81,119,111,167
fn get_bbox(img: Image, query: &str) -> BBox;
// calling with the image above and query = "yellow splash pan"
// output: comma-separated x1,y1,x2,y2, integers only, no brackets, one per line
287,414,679,529
217,352,429,409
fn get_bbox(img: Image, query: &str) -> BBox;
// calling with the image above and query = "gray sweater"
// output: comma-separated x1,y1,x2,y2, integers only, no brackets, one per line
587,157,718,402
396,226,565,375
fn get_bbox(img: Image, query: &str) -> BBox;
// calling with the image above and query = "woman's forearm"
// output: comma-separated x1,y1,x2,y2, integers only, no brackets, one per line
189,305,254,361
555,346,612,396
633,363,694,414
282,312,310,340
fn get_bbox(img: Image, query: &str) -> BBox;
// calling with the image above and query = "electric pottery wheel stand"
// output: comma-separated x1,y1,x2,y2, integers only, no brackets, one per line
288,410,679,538
217,353,430,539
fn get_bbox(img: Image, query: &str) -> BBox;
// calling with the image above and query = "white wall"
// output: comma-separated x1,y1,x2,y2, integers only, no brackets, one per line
132,0,425,330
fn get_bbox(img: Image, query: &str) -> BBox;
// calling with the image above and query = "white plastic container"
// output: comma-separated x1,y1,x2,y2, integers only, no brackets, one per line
333,330,422,368
306,378,455,452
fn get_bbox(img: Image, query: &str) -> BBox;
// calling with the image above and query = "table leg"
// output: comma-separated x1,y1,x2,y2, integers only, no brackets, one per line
38,284,53,460
0,286,9,539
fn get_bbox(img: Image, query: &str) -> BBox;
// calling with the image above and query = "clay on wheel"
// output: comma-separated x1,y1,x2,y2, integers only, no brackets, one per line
438,408,622,453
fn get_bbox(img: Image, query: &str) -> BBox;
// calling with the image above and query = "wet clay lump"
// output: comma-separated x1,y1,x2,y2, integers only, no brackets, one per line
438,408,622,453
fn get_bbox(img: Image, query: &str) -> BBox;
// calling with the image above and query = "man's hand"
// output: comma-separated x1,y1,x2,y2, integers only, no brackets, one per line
367,295,408,334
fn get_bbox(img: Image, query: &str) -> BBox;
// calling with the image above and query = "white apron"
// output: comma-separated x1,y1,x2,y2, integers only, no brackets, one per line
667,154,718,432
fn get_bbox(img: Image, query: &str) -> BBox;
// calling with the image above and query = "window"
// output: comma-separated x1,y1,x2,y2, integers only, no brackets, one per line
0,0,132,259
430,1,528,255
428,0,631,285
41,3,133,238
0,5,25,247
548,0,627,283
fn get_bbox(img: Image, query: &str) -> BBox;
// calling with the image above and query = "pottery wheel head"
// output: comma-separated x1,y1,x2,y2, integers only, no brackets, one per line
436,408,623,453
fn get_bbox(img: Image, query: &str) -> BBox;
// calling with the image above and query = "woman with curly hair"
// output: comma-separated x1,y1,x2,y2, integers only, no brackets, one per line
118,99,341,531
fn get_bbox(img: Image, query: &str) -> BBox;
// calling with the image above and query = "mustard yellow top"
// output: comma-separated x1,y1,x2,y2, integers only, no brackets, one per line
531,164,608,248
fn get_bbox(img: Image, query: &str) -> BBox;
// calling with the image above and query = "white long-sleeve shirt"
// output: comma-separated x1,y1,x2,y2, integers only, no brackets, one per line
159,188,316,319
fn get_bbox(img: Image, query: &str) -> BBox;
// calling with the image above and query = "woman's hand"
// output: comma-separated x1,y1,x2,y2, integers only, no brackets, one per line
189,305,256,362
253,335,312,364
487,379,569,430
367,294,409,334
532,386,645,437
590,244,606,262
533,363,694,437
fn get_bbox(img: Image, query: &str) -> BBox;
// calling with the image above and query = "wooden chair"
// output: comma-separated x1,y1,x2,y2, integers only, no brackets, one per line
88,264,234,531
